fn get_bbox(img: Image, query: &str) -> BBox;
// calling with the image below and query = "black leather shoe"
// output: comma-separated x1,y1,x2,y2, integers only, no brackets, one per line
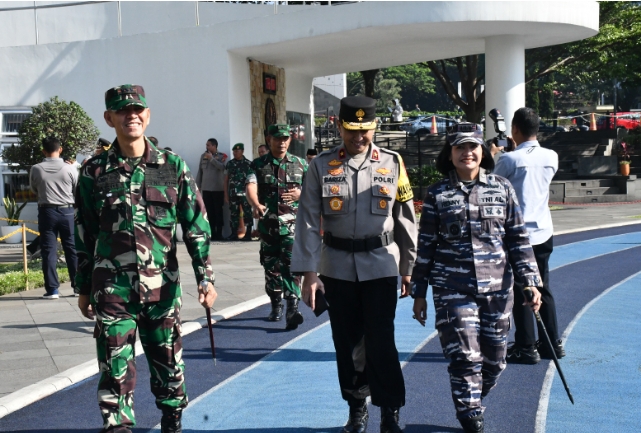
380,407,402,433
226,233,239,241
285,298,304,330
506,343,540,364
459,414,484,433
342,399,368,433
537,339,566,359
268,296,283,321
161,409,182,433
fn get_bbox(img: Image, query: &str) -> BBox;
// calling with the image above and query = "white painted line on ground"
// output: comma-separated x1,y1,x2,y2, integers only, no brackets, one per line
554,220,641,236
534,270,641,433
0,295,270,420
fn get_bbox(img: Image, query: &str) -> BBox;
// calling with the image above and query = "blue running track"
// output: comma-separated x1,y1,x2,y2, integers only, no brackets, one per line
1,224,640,433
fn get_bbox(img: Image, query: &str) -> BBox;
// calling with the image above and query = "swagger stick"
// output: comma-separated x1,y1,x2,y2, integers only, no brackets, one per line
523,288,573,404
200,281,217,365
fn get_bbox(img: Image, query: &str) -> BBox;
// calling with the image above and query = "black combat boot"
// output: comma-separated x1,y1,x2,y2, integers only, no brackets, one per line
380,407,402,433
459,414,484,433
285,298,304,330
343,399,368,433
242,224,253,241
161,409,182,433
268,295,283,321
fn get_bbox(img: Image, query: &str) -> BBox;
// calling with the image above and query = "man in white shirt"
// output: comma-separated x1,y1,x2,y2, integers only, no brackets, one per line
491,107,565,364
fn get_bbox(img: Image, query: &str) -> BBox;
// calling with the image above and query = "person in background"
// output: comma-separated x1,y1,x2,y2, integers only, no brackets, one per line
196,138,227,240
306,148,318,164
246,124,307,329
224,143,253,241
490,107,564,364
257,144,269,157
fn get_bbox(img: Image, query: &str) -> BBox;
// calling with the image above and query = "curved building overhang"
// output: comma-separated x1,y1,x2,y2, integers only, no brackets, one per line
227,1,599,76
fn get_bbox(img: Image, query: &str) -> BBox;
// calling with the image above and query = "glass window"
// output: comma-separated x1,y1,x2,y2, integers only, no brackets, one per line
3,173,36,202
286,111,312,159
1,113,30,134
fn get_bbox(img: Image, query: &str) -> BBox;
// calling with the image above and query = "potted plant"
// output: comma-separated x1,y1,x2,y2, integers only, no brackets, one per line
619,141,632,176
1,197,27,243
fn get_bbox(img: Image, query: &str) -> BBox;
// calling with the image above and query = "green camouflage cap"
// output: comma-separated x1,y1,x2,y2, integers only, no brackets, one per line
105,84,147,111
267,124,290,138
232,143,244,151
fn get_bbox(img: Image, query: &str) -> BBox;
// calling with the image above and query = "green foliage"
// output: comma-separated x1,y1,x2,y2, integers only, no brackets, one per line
2,96,99,172
2,197,28,226
539,84,555,119
526,2,641,109
0,261,69,296
526,83,540,113
407,165,443,188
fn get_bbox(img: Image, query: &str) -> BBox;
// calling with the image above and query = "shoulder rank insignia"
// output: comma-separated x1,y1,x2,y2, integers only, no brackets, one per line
379,199,387,209
328,159,342,166
330,185,340,195
376,168,391,175
339,148,346,160
328,168,344,176
379,186,390,195
329,197,343,211
372,149,379,161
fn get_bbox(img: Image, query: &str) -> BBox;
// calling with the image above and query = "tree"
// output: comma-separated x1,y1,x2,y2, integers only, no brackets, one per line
384,64,436,110
347,70,402,111
422,55,485,123
2,96,99,172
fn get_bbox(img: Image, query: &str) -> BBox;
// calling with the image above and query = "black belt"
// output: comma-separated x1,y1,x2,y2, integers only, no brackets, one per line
39,204,73,208
323,231,394,253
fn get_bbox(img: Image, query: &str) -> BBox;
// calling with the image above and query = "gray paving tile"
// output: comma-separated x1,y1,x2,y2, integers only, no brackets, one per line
44,336,95,349
32,312,86,325
0,340,45,353
0,355,52,371
0,364,59,394
52,353,96,372
0,309,32,323
48,343,96,357
0,348,50,361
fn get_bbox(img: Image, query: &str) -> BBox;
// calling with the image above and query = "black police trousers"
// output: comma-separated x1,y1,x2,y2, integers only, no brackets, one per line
513,235,560,345
321,275,405,408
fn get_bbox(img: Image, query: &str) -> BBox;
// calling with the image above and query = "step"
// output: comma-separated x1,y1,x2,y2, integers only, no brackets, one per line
563,194,631,204
557,179,615,188
564,186,620,197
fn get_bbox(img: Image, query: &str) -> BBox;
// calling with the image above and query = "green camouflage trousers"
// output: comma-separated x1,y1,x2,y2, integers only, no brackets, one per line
94,297,187,431
258,221,301,300
229,196,252,233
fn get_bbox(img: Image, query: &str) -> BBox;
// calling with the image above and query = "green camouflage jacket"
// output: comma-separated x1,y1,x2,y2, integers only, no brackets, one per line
225,156,252,197
75,138,214,304
246,152,307,235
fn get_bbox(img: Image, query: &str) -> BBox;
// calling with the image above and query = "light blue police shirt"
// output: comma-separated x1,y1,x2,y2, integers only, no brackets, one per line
493,140,558,245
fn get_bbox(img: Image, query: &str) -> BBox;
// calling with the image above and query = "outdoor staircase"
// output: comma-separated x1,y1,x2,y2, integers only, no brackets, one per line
550,178,633,204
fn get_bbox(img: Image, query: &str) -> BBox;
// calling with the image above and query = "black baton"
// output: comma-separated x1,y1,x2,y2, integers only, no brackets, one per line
201,281,217,365
523,288,574,404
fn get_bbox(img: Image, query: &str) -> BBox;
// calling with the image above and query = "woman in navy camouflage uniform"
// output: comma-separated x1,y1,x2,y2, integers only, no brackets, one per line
410,123,542,433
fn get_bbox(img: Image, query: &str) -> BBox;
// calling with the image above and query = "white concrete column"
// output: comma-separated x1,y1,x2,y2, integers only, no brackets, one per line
485,36,525,138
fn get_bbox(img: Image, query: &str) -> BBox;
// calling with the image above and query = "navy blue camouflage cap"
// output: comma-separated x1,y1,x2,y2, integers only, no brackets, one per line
105,84,147,111
447,122,484,146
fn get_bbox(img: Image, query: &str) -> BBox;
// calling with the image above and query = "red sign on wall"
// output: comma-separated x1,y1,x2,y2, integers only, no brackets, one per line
263,73,277,95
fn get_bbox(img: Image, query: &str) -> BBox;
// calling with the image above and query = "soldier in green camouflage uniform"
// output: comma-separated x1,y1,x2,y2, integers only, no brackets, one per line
246,124,308,329
75,84,217,433
224,143,253,241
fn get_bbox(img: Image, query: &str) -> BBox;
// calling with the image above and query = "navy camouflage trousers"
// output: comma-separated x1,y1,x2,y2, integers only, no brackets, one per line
433,287,513,420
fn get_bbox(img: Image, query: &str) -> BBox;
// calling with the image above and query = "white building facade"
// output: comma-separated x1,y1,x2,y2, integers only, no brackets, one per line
0,1,599,226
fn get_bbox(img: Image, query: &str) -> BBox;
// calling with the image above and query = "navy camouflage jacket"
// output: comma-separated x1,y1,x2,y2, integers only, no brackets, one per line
411,169,541,298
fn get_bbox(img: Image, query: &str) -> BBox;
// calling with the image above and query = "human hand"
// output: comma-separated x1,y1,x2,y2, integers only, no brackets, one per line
399,275,411,298
523,287,542,313
489,138,504,156
253,204,266,219
78,294,95,320
412,298,427,327
281,187,301,204
198,281,218,309
302,272,324,310
203,153,212,160
224,195,229,205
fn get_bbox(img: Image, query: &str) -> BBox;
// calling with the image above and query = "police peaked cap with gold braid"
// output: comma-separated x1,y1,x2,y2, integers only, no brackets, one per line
339,96,377,130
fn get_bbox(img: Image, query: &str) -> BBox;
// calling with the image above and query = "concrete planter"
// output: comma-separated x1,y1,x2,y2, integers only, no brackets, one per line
0,225,22,244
